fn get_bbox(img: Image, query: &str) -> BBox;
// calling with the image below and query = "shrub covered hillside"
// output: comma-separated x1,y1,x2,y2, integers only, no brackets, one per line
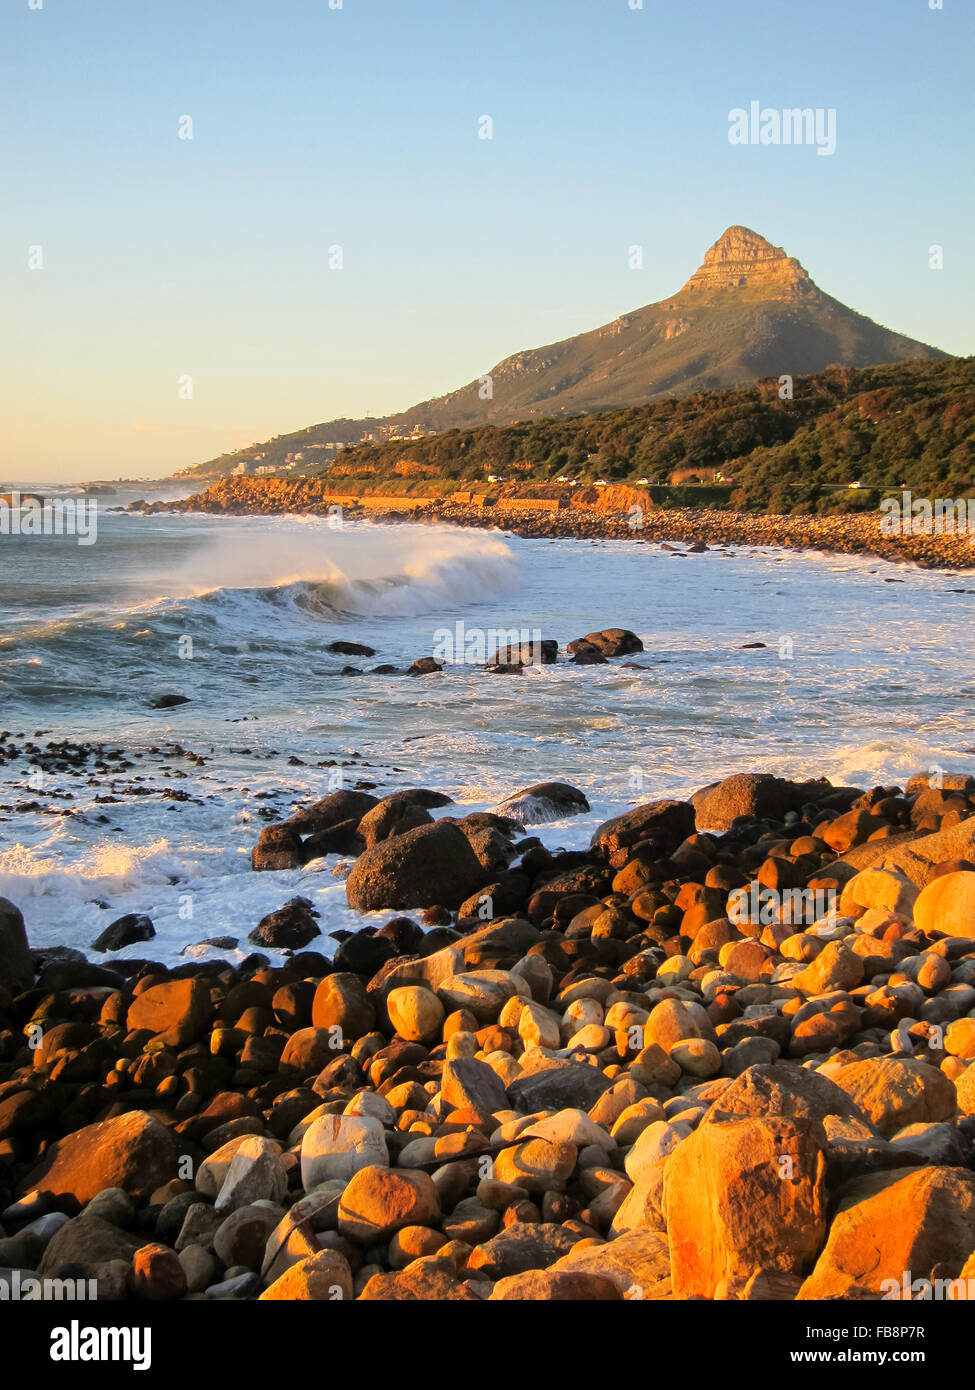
316,358,974,514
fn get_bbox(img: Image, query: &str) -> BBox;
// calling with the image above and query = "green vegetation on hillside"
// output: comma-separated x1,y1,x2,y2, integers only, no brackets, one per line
302,358,973,514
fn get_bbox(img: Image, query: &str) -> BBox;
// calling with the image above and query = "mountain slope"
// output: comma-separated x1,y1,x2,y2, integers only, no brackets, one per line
185,226,949,478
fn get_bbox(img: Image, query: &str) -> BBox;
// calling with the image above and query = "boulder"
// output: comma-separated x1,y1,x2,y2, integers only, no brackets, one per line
692,774,809,832
214,1136,288,1213
798,1166,975,1299
709,1063,872,1128
507,1060,614,1113
437,970,522,1024
38,1215,141,1278
790,941,864,995
567,628,643,658
279,1027,343,1077
590,800,695,857
300,1114,389,1188
91,913,155,953
549,1229,672,1299
664,1112,827,1298
345,821,486,911
357,1254,480,1301
913,870,975,937
838,868,918,920
311,973,375,1037
248,897,321,949
440,1057,508,1114
259,1249,354,1301
466,1222,580,1279
494,783,590,826
865,818,975,888
126,978,210,1047
287,790,378,835
826,1057,957,1137
357,798,434,848
337,1166,440,1244
22,1111,177,1206
213,1205,281,1269
0,899,32,993
386,986,445,1043
131,1243,187,1300
327,640,376,657
493,1139,578,1196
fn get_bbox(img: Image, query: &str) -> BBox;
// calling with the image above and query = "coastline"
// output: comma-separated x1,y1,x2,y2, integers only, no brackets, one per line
135,480,975,571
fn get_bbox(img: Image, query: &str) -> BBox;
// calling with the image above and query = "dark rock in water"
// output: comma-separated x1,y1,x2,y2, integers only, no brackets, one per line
407,657,444,676
0,898,34,993
686,540,708,553
358,798,434,848
345,820,486,911
302,818,365,858
382,788,454,809
252,823,306,872
340,666,363,676
249,898,321,949
487,638,558,668
569,644,608,665
376,916,424,953
449,811,524,837
590,799,695,856
150,694,190,709
371,664,399,674
486,662,524,675
288,789,378,835
334,930,399,975
567,628,643,658
91,913,156,954
327,640,377,657
181,937,238,954
495,782,590,826
740,641,768,649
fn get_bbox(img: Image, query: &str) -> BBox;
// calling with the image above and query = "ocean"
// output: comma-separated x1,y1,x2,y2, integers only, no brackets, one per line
1,499,973,966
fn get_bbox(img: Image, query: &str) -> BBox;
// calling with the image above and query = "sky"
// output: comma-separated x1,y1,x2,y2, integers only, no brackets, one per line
2,0,973,482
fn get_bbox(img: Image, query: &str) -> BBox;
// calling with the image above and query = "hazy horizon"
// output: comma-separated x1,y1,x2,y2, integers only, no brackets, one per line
3,0,973,483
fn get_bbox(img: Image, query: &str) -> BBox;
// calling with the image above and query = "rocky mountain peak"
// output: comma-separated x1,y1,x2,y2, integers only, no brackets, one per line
677,225,815,298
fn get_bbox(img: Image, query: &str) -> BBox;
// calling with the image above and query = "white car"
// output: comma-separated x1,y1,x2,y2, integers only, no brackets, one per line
636,477,650,485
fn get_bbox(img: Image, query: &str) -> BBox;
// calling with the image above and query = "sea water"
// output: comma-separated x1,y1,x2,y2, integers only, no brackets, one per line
1,502,972,964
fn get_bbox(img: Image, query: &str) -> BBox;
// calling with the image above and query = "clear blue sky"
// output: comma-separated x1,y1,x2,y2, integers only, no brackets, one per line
2,0,972,480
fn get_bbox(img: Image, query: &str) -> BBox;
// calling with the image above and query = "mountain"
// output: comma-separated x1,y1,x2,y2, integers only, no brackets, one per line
184,226,949,479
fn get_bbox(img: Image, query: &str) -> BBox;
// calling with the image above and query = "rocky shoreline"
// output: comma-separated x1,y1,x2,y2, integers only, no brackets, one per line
3,766,975,1301
133,479,975,571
